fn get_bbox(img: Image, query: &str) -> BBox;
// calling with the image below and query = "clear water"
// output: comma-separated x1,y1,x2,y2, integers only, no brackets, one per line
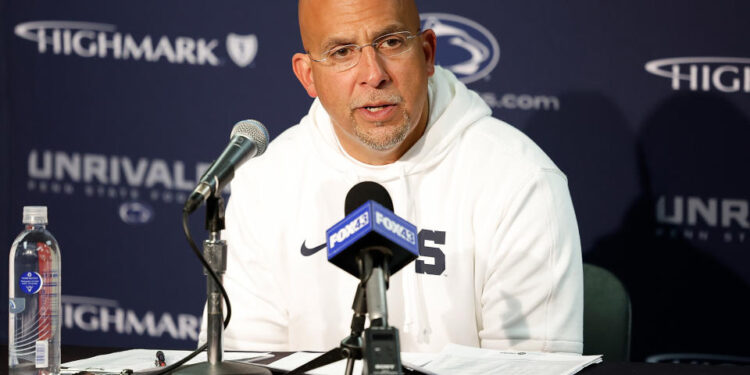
9,224,61,375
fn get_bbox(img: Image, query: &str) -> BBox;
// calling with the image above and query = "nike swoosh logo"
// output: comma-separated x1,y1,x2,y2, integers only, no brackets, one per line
300,241,326,256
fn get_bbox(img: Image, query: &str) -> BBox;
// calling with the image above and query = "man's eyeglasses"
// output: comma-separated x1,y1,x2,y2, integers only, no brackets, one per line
309,30,423,72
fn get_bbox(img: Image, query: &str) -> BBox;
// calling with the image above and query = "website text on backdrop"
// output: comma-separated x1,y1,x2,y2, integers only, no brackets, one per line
198,0,584,355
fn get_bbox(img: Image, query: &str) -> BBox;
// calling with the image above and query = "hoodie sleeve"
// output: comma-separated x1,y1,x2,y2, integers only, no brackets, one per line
197,169,290,351
475,167,583,354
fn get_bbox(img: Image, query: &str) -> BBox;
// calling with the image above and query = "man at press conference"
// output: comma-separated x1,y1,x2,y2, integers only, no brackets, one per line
198,0,583,354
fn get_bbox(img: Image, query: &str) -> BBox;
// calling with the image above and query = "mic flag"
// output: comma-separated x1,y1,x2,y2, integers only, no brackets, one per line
326,200,419,278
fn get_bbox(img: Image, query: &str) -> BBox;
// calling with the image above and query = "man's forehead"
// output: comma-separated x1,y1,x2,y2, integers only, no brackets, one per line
298,0,419,50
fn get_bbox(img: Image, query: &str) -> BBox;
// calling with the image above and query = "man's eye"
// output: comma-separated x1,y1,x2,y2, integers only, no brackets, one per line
379,37,404,49
329,46,354,59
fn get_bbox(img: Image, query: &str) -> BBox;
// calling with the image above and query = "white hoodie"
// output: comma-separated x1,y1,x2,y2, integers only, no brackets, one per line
198,67,583,354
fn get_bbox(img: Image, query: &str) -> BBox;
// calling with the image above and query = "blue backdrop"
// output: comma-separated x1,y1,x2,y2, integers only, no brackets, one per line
2,1,748,360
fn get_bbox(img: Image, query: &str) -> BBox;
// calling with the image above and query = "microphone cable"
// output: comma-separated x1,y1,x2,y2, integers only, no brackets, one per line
143,211,233,375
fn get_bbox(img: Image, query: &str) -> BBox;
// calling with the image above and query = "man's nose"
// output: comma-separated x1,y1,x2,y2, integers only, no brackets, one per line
357,46,389,88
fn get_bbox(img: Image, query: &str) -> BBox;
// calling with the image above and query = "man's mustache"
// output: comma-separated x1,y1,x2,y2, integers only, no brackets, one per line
350,94,403,109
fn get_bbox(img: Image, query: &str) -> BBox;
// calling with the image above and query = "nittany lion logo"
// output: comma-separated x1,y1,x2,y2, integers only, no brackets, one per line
421,13,500,84
226,33,258,68
118,201,154,225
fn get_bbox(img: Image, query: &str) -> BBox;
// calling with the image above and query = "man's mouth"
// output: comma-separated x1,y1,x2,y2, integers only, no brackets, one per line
352,96,402,121
364,104,392,112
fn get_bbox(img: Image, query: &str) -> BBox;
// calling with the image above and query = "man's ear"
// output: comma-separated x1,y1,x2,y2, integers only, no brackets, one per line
420,29,437,77
292,53,318,98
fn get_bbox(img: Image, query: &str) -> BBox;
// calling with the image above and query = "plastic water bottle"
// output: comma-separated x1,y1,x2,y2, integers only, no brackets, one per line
8,206,61,374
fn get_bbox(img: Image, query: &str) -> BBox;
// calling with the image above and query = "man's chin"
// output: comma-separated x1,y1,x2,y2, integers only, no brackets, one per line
361,140,401,152
355,126,410,152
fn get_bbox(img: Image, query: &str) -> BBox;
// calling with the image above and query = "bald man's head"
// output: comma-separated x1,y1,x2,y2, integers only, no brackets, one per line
298,0,421,52
291,0,436,164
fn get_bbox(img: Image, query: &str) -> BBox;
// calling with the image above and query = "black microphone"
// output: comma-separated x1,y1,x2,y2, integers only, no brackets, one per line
183,119,269,213
328,181,418,279
344,181,394,216
326,181,417,375
327,181,419,322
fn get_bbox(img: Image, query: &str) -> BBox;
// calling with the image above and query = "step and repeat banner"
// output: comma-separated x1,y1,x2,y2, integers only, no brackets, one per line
2,1,748,360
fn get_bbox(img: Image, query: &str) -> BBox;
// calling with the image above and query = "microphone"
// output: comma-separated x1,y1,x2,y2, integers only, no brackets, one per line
326,181,417,375
183,119,269,213
344,180,393,216
327,181,419,279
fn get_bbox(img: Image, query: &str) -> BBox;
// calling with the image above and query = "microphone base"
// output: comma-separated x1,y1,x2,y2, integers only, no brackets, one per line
171,361,272,375
364,326,403,375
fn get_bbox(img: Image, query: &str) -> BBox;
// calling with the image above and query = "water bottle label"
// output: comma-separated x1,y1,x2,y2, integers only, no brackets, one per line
35,340,49,368
9,297,26,313
19,271,43,294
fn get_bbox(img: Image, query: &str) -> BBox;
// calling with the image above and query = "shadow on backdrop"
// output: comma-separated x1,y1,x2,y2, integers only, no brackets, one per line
518,92,639,254
520,91,750,360
586,93,750,360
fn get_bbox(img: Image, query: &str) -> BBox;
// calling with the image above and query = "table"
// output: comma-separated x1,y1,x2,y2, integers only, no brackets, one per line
2,345,749,374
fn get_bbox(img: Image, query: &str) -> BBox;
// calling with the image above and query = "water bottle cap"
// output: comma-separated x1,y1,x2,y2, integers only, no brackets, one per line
23,206,48,225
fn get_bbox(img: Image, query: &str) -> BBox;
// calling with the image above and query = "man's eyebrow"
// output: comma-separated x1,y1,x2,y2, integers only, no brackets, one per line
319,37,354,53
374,24,410,37
318,24,410,52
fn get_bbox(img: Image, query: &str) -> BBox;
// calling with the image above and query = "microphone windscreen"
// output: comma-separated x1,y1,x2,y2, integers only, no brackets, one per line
345,181,394,214
231,119,269,156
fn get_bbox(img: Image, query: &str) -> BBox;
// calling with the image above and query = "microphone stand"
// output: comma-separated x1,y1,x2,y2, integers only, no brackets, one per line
288,249,425,375
287,284,367,375
174,195,270,375
361,249,403,375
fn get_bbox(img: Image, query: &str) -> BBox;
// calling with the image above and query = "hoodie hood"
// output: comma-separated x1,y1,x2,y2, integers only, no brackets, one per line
303,65,492,182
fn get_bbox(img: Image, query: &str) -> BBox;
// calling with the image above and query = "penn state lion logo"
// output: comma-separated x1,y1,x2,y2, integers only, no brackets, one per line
421,13,500,84
118,201,154,225
226,33,258,68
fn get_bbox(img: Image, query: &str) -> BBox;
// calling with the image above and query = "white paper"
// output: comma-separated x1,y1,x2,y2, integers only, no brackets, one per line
60,349,269,373
265,351,436,375
423,344,602,375
60,345,601,375
264,352,362,375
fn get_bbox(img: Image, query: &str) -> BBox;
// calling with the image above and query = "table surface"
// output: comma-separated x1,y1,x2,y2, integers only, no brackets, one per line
2,345,749,375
